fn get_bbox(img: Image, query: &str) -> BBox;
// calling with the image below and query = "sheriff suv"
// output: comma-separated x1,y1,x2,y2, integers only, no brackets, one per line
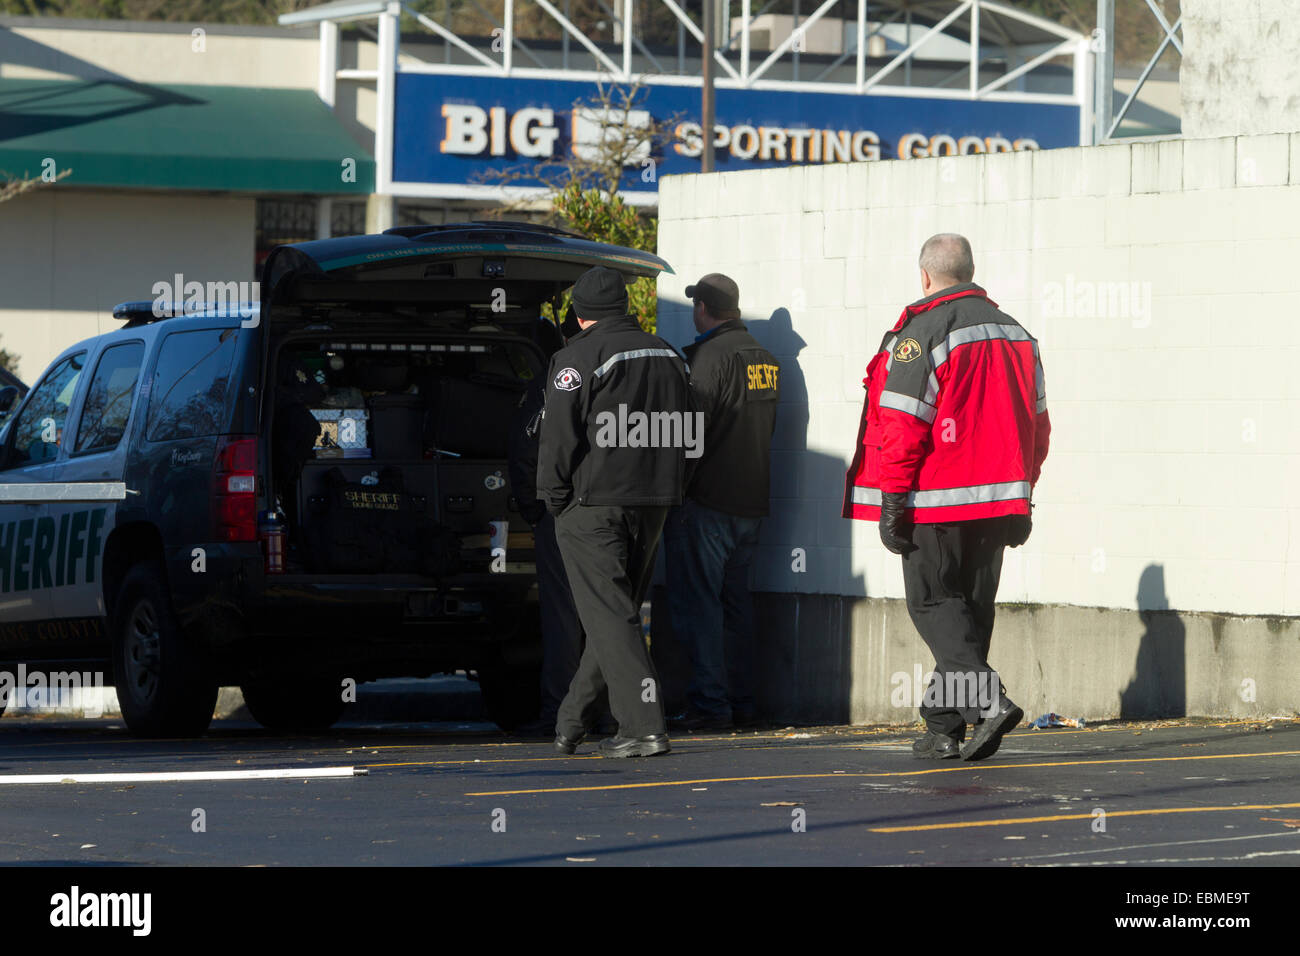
0,224,671,736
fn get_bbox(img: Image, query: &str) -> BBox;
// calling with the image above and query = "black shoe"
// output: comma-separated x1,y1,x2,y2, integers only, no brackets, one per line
961,697,1024,762
912,731,962,759
667,711,732,732
597,734,671,758
554,730,585,754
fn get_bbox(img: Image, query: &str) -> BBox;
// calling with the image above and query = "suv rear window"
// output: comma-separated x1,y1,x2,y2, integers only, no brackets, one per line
146,328,241,443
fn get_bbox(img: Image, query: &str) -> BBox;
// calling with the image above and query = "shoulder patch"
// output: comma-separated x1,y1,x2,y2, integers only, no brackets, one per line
553,367,582,391
894,338,922,363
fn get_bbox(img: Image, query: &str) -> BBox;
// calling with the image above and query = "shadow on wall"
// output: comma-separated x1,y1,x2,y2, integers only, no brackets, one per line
652,303,865,725
1118,563,1186,718
0,25,127,84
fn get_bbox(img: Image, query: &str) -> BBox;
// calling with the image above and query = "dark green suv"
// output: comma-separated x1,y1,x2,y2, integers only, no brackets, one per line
0,223,671,736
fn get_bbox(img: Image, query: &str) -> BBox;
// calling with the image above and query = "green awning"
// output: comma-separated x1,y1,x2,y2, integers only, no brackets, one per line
0,78,375,194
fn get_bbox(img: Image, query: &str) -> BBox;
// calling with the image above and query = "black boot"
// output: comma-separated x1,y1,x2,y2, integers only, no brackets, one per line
961,696,1023,762
597,734,671,758
912,730,962,760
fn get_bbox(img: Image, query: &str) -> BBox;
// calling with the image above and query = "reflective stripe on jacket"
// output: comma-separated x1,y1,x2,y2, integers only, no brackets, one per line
538,315,692,511
842,283,1050,524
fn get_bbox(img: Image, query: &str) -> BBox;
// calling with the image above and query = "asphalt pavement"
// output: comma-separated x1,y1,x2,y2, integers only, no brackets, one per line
1,714,1298,867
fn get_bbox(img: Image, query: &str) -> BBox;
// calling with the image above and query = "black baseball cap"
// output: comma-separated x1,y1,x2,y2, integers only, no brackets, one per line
685,273,741,317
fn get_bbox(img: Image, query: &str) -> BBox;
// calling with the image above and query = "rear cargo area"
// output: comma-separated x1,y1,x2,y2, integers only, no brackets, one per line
269,332,544,577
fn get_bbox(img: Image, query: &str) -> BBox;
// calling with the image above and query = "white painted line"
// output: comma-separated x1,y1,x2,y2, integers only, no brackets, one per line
0,767,363,785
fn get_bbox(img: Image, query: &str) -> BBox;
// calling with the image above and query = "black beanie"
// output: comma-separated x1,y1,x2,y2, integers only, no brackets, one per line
571,266,628,321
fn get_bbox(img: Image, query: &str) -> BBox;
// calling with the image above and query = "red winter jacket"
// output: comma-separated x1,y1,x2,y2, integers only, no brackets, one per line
842,283,1050,524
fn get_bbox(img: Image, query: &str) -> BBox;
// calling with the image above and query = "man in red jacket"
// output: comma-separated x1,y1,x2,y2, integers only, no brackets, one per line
843,234,1050,762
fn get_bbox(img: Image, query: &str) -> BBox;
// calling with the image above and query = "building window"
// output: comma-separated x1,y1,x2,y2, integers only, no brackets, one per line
255,199,366,277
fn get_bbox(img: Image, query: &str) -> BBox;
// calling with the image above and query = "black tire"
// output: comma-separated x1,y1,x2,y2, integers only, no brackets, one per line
476,652,541,731
241,673,347,733
112,561,217,737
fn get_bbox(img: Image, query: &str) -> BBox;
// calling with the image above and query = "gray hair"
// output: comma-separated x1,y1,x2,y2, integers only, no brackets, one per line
918,233,975,284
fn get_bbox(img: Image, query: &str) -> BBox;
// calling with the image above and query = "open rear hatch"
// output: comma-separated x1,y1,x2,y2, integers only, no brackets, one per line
259,222,671,330
258,224,672,588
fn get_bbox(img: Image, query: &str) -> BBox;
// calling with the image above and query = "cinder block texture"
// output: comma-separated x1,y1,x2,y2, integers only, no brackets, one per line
658,133,1300,620
1182,0,1300,138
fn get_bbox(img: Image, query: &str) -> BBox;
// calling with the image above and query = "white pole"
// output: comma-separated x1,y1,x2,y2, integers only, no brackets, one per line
374,3,399,230
1076,37,1091,147
623,0,633,79
741,0,750,83
969,0,980,97
318,19,338,107
504,0,514,73
856,0,865,91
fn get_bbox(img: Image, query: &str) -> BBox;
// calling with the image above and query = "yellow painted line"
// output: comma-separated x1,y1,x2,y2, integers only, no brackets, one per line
459,749,1300,796
465,772,872,795
870,802,1300,833
860,720,1300,747
365,741,852,768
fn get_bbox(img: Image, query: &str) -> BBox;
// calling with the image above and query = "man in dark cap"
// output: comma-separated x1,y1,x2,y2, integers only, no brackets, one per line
538,266,692,758
664,273,780,731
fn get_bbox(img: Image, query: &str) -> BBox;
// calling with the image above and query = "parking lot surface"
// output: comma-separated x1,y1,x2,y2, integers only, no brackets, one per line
1,715,1298,866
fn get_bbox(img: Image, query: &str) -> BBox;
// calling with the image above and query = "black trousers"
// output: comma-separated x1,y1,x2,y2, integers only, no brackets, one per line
900,517,1011,738
533,513,592,723
555,504,669,739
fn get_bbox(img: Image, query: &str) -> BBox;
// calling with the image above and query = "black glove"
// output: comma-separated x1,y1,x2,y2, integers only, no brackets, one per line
1006,513,1032,548
879,492,915,555
521,499,547,526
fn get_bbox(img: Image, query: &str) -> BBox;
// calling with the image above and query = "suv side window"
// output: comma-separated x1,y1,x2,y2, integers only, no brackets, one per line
146,328,240,442
3,353,86,468
75,341,146,454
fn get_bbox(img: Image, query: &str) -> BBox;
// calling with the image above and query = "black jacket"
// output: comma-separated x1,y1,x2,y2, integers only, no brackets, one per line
537,315,691,512
683,320,780,517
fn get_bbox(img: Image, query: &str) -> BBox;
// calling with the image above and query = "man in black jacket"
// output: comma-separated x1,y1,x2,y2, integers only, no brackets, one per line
538,266,693,758
664,274,780,730
507,375,590,735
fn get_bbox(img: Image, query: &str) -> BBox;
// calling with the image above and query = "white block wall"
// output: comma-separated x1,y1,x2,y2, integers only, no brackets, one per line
657,135,1300,617
1182,0,1300,139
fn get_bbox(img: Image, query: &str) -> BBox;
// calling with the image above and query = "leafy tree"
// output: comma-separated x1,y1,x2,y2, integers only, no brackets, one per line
549,181,659,332
480,80,679,334
0,339,19,377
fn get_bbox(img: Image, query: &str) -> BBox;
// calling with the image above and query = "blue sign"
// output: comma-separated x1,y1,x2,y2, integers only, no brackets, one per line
394,73,1080,192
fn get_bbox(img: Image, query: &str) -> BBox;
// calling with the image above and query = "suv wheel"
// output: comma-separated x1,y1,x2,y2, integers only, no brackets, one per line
113,561,217,737
241,673,347,733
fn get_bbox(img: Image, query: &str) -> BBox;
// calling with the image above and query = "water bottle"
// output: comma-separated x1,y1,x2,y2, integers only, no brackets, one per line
259,509,286,574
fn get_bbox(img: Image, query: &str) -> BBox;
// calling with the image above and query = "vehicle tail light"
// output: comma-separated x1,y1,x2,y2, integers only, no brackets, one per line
213,437,257,542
